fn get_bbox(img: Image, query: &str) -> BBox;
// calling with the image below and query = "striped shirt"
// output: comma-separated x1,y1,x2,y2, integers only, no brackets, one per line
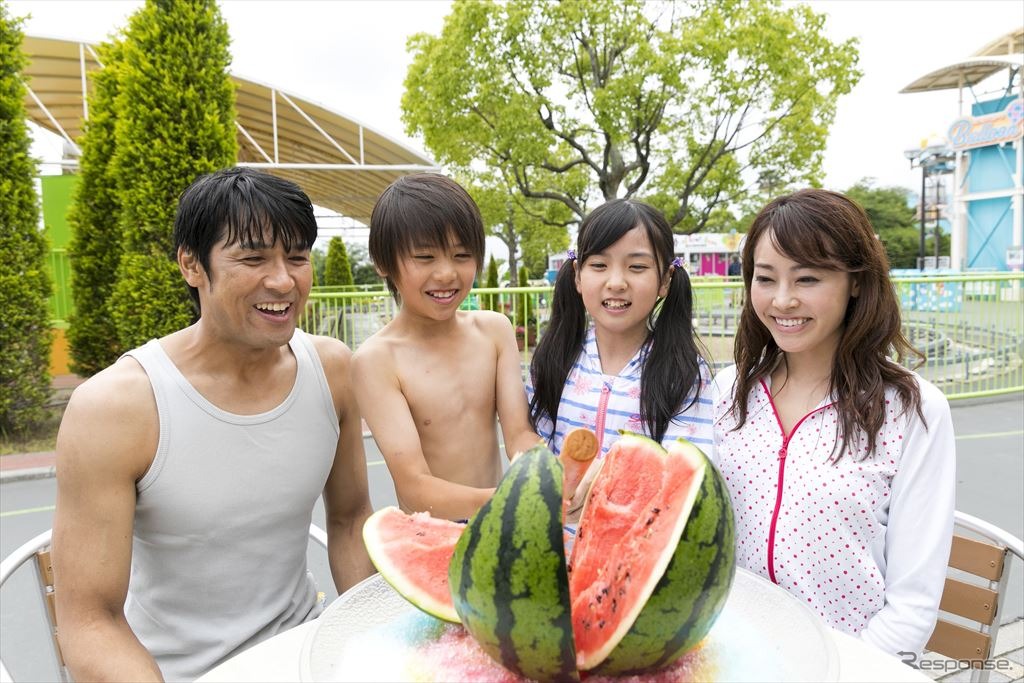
526,326,715,461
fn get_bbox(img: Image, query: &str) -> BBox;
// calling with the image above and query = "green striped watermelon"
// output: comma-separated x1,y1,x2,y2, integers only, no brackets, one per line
448,444,578,682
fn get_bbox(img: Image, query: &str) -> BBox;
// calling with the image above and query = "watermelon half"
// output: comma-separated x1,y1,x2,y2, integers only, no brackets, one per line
571,435,735,674
362,507,464,623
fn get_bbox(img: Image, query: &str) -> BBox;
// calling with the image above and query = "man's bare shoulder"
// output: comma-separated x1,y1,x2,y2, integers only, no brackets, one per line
59,356,157,478
68,356,154,419
306,333,354,374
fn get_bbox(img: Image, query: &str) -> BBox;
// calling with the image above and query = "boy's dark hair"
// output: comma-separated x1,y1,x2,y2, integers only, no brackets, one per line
173,167,317,311
368,173,485,302
529,198,706,443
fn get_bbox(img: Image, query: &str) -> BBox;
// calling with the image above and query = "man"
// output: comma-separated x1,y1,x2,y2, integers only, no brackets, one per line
53,168,375,681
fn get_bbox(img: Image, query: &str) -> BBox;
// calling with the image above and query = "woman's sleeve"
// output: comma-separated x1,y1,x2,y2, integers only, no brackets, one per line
860,380,956,656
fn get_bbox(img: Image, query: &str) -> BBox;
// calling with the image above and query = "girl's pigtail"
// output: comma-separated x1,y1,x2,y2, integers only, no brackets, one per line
642,265,705,442
529,259,588,431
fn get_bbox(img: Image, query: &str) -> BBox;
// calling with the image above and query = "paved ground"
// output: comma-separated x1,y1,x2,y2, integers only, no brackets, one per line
1,394,1021,681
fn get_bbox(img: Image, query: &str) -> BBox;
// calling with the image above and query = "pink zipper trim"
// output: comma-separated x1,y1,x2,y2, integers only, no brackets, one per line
593,383,612,454
759,379,835,584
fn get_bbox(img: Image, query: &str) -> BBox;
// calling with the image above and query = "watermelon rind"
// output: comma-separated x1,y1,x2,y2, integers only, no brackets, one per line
449,445,579,682
362,506,462,624
591,438,736,675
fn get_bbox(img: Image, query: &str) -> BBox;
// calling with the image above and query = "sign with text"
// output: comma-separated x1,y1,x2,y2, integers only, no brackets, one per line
948,98,1023,151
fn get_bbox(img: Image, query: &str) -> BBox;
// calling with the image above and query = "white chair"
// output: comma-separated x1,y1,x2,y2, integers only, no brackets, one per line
925,511,1024,683
0,524,330,683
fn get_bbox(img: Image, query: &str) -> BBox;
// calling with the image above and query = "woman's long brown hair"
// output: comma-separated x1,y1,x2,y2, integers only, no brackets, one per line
729,189,925,461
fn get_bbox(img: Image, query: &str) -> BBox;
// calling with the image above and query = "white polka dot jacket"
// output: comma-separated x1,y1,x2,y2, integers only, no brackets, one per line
712,364,956,657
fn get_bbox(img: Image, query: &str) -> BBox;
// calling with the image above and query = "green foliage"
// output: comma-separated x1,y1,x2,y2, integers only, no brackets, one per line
324,236,355,286
514,265,533,328
66,41,125,375
311,246,325,286
467,170,571,285
108,0,237,349
404,0,860,233
482,254,500,312
348,243,385,287
111,253,194,346
0,7,52,435
845,180,919,269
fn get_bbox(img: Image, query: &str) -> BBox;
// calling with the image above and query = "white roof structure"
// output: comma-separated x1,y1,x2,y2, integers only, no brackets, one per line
899,55,1022,94
20,34,439,223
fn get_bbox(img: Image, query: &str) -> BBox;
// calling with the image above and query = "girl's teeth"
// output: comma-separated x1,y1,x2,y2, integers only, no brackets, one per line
776,318,808,328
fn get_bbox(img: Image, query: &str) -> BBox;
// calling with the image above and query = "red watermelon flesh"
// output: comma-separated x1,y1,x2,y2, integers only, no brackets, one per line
362,507,464,623
568,435,705,670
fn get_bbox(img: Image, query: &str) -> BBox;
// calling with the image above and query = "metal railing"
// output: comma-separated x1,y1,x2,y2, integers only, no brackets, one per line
301,273,1024,400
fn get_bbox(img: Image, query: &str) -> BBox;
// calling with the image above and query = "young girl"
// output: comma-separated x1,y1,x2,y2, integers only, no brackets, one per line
528,199,714,503
714,188,955,656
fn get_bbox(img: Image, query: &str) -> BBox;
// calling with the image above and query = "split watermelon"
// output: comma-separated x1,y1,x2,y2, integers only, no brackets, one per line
362,507,464,623
362,434,735,679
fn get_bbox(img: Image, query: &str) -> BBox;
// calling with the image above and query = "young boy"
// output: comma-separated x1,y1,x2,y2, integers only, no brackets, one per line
352,173,540,520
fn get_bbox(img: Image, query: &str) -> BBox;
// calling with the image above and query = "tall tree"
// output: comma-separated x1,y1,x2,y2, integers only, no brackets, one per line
846,180,920,269
404,0,860,233
0,6,52,435
324,236,355,286
468,170,571,285
482,254,500,312
347,243,384,287
108,0,237,350
66,40,125,375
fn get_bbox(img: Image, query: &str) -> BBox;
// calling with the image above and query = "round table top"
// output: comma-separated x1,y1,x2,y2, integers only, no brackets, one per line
198,570,930,683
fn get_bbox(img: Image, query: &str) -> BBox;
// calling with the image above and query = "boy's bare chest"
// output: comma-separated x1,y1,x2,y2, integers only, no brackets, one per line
393,339,497,414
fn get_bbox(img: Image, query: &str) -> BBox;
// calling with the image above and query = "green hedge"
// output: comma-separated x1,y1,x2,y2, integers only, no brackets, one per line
107,0,237,349
0,8,52,435
66,41,125,375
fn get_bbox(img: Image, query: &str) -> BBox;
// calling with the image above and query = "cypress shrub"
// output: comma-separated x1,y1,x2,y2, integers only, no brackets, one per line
0,8,53,435
515,265,532,328
109,0,237,348
324,236,354,286
483,254,499,312
66,41,125,375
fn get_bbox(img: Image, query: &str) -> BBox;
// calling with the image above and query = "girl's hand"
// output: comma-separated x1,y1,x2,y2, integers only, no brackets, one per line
561,429,600,524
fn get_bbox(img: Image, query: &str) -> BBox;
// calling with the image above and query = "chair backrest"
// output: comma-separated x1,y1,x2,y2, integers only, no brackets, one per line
926,511,1023,683
0,524,330,683
0,529,67,683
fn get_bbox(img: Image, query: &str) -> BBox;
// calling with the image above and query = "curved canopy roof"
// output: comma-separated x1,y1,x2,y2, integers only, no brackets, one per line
899,55,1023,94
972,28,1024,57
21,34,438,223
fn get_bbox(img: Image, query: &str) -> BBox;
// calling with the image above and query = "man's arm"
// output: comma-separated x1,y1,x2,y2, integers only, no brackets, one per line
351,343,495,520
311,337,375,594
488,313,542,459
53,361,164,682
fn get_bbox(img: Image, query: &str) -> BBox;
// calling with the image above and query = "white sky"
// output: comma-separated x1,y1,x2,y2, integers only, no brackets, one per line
9,0,1023,196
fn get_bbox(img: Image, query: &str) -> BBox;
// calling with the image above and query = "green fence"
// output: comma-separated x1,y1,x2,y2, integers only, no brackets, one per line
47,249,73,329
302,273,1024,400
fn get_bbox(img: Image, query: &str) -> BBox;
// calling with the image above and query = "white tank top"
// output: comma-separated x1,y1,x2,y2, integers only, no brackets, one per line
122,330,339,681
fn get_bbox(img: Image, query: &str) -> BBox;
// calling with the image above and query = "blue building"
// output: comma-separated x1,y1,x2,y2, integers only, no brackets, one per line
901,30,1022,272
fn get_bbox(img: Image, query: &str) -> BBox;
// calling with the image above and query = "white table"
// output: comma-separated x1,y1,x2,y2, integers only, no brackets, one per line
197,618,930,682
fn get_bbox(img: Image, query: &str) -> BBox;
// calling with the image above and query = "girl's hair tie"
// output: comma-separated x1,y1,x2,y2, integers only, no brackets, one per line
671,256,683,269
567,249,577,261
